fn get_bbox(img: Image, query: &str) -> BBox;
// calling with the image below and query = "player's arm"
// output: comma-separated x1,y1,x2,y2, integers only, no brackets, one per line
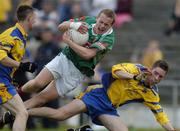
114,70,134,79
62,32,105,60
112,64,136,79
0,41,37,73
112,64,151,81
162,123,176,131
0,55,20,68
144,102,175,131
0,42,20,67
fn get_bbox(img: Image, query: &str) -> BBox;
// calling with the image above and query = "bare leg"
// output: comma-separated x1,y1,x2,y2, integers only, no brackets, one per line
2,94,28,131
28,99,87,121
22,67,54,93
98,114,128,131
24,81,59,109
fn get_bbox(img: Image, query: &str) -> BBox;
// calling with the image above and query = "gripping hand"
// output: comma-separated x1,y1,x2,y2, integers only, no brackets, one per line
19,62,38,73
133,68,151,82
133,73,147,81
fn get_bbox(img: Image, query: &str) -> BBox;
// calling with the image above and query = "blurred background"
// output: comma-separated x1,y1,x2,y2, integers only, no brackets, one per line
0,0,180,131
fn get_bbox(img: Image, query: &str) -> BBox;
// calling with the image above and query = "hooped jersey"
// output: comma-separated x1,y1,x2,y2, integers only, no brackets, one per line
62,16,115,77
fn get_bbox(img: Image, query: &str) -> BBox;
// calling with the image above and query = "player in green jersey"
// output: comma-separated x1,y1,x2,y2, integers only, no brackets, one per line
0,9,116,126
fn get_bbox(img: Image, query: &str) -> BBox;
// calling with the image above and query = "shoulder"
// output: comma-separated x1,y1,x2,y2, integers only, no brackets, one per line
134,64,147,71
0,26,18,43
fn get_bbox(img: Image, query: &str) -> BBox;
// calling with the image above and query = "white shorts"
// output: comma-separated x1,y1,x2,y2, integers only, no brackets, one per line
45,53,85,96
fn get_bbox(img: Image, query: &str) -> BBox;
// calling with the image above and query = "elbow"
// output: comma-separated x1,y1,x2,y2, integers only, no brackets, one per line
82,55,92,60
82,52,94,60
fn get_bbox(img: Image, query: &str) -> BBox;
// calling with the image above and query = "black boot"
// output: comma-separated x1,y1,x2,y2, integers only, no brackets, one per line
0,111,15,129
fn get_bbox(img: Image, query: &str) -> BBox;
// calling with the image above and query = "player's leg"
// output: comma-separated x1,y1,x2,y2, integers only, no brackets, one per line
28,99,87,120
2,94,28,131
24,81,59,109
1,82,58,129
98,114,128,131
22,67,54,93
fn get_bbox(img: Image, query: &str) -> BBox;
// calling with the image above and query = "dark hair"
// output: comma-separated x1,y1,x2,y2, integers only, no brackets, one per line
16,5,34,21
98,9,116,25
152,60,169,73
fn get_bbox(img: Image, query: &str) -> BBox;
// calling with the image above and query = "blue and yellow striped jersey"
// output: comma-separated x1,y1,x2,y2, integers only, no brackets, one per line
78,63,170,125
0,23,27,80
107,63,169,125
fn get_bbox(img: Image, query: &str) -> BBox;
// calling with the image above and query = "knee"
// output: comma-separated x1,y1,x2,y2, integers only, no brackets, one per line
16,109,29,119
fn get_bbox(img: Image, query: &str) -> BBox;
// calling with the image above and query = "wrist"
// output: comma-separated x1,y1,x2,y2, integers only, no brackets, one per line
17,62,21,68
70,22,82,30
133,75,137,80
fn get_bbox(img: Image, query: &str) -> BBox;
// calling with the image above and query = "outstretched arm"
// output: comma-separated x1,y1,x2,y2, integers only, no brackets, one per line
28,99,87,121
144,102,175,131
162,122,176,131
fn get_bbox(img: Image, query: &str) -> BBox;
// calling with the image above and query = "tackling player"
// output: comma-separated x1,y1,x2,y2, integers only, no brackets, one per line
27,60,176,131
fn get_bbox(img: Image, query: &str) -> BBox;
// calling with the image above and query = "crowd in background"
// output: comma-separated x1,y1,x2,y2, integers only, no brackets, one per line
0,0,133,129
0,0,179,130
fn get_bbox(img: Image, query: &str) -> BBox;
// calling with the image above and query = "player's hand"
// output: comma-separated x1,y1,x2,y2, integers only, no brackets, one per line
70,22,88,34
19,62,38,73
62,31,72,44
77,22,88,34
133,68,151,81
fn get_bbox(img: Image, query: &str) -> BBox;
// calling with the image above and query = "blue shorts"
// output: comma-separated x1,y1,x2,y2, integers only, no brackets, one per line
81,87,119,125
0,77,17,104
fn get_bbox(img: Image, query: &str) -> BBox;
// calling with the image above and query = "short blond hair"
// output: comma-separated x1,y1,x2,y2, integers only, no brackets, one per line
98,9,116,25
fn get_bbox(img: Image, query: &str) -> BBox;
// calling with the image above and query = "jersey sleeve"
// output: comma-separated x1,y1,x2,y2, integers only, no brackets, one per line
112,63,139,78
90,33,115,51
0,41,13,61
144,101,169,125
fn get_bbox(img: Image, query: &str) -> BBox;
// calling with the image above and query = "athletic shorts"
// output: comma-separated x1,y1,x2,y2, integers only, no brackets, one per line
80,87,119,125
0,77,17,104
45,53,85,96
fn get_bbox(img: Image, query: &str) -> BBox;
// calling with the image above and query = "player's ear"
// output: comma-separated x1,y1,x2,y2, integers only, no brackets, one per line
26,13,33,23
26,15,31,23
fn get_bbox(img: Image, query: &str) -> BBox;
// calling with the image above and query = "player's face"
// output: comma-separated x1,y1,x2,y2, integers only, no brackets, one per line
27,12,36,30
95,13,113,34
146,67,166,85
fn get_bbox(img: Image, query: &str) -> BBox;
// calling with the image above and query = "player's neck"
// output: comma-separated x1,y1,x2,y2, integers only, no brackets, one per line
18,22,28,34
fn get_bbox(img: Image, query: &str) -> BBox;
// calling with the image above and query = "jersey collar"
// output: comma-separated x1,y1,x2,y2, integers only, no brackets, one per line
15,23,28,38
